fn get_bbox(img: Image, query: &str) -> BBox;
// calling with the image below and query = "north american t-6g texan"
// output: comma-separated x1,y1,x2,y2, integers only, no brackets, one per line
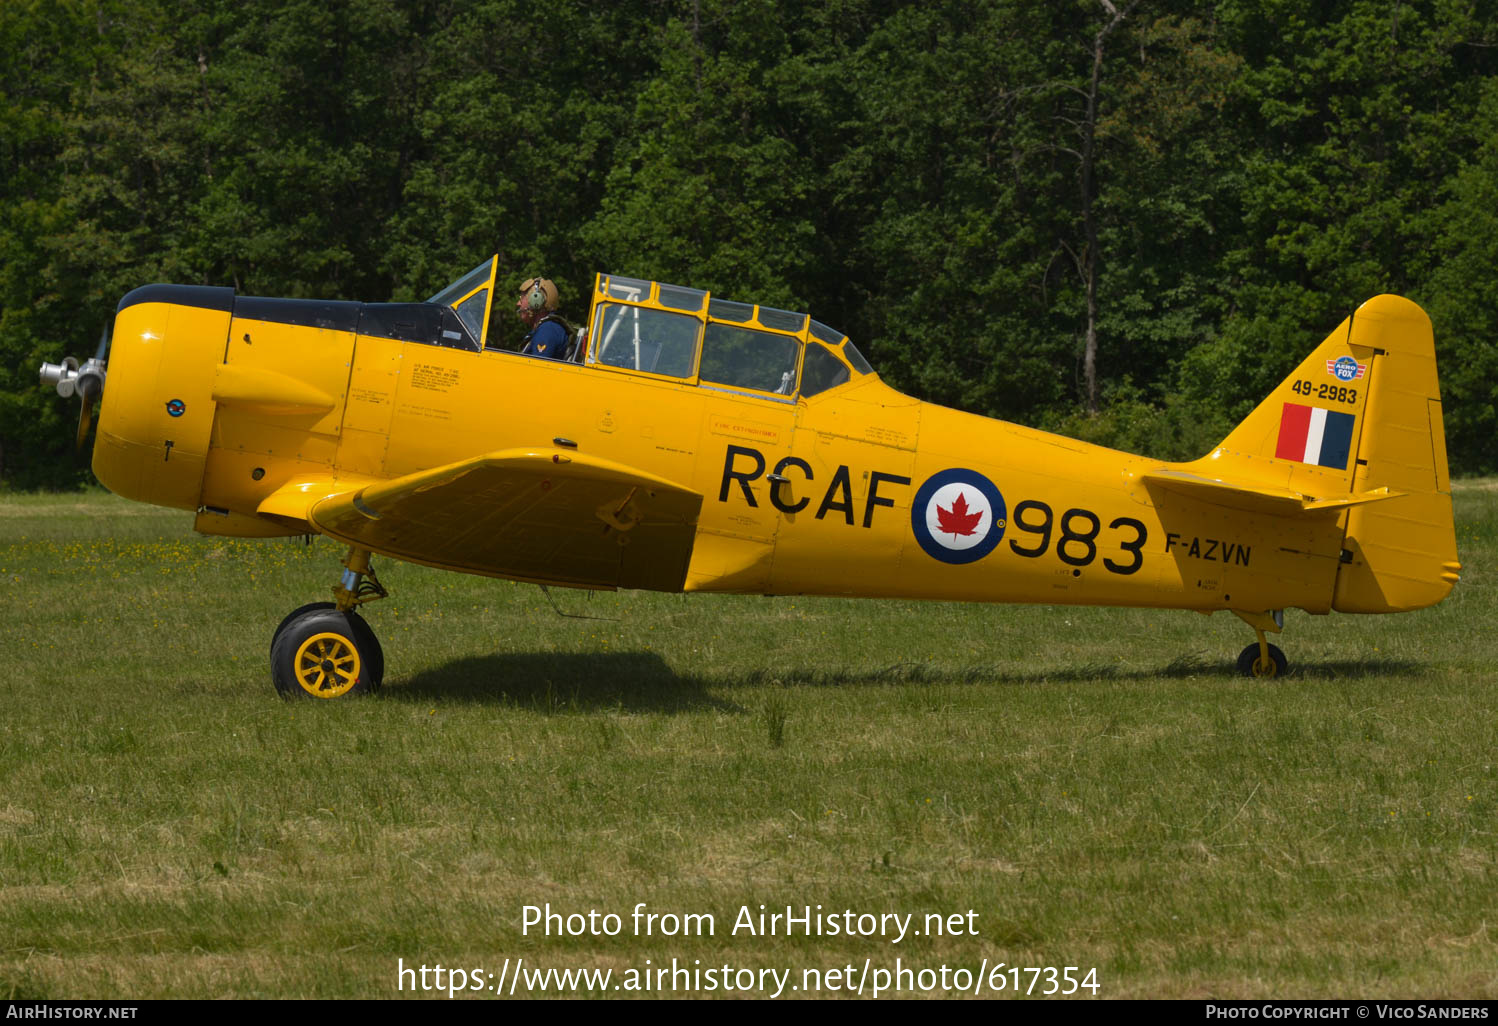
41,256,1460,697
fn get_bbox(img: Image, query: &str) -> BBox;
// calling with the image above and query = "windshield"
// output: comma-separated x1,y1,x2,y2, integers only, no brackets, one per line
427,257,498,347
800,342,851,396
811,317,873,376
427,260,492,307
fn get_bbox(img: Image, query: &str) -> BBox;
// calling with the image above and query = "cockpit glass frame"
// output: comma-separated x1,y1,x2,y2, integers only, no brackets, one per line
799,341,852,397
590,302,702,380
699,322,802,398
583,272,872,399
809,319,844,347
427,259,492,306
428,256,498,348
842,339,874,375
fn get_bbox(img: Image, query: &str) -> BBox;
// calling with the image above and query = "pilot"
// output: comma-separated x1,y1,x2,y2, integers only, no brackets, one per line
516,276,572,360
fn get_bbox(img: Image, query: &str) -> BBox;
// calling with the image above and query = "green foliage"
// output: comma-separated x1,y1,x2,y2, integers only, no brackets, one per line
1420,77,1498,474
5,0,1498,484
583,2,816,306
1041,381,1235,462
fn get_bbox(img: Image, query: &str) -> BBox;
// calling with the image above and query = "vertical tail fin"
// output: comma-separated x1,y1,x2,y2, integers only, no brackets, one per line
1205,295,1459,612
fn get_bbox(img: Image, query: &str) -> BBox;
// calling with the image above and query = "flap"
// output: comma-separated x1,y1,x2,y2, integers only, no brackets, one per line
1142,469,1402,516
307,449,702,591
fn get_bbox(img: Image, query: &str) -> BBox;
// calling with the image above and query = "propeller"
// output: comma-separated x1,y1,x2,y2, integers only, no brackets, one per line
39,326,110,452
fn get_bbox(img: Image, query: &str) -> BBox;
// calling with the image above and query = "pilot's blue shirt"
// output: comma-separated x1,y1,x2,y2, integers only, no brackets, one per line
522,318,569,360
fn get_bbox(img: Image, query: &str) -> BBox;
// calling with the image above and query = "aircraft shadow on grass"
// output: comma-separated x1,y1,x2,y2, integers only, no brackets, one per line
1148,654,1423,683
391,650,1423,709
713,655,1426,689
1235,656,1424,680
392,650,741,712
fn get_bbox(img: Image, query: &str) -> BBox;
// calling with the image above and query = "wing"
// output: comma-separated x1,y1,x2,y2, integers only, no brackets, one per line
298,449,701,591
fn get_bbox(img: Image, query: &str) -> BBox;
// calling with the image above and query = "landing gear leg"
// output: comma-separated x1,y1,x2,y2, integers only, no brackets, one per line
1233,609,1288,678
334,546,387,612
269,547,387,698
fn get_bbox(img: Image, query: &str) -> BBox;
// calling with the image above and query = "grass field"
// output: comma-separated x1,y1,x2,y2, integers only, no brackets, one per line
2,485,1496,999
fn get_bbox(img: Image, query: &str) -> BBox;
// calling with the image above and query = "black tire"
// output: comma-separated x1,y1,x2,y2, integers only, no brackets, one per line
348,611,384,687
1237,642,1288,679
271,602,383,687
271,608,384,698
271,602,335,656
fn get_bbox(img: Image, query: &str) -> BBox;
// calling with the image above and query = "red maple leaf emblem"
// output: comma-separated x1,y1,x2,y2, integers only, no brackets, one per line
936,492,984,537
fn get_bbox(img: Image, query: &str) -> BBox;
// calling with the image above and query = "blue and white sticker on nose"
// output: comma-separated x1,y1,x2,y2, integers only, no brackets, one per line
911,468,1007,564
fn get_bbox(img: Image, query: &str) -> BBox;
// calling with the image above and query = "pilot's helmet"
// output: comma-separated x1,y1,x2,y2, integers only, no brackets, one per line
517,276,559,313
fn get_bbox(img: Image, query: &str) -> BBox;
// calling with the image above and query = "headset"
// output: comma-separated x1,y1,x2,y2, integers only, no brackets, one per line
520,277,554,313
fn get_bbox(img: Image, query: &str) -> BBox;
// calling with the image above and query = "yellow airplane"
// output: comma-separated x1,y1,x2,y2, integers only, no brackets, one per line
40,257,1460,697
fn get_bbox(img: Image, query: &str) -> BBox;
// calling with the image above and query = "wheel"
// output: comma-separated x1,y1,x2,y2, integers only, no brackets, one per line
1237,642,1288,678
274,604,384,685
271,608,384,698
271,609,382,698
271,602,383,687
273,603,384,685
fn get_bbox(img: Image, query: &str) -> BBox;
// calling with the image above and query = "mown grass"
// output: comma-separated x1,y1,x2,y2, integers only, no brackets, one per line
2,485,1497,998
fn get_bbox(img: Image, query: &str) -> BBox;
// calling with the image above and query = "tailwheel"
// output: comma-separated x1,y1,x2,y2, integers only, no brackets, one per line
271,607,384,699
1237,641,1288,679
1231,609,1288,679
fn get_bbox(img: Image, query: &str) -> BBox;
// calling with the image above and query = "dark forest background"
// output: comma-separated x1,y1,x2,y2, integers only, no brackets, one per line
5,0,1498,488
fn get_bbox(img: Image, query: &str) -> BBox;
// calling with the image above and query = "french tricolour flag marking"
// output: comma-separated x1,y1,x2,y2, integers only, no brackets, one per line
1275,403,1356,469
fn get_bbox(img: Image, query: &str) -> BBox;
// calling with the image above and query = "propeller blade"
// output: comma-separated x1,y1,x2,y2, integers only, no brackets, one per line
76,395,96,451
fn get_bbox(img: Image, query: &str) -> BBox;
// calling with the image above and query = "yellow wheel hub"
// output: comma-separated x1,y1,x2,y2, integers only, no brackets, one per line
293,632,362,698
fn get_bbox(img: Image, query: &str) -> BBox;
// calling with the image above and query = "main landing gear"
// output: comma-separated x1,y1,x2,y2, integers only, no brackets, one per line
1233,609,1288,679
271,547,387,699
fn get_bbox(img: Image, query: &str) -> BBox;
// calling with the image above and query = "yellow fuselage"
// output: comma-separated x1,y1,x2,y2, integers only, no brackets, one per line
95,290,1355,617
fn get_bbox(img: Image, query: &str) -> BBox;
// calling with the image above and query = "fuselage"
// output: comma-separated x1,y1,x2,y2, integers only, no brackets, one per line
92,280,1353,618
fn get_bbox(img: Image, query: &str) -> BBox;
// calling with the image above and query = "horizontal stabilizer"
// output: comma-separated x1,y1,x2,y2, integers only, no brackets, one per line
1141,469,1401,516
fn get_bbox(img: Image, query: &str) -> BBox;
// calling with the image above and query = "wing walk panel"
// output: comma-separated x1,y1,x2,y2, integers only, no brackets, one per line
308,449,702,591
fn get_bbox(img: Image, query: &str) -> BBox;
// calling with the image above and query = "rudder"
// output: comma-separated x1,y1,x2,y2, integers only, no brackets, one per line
1329,296,1459,612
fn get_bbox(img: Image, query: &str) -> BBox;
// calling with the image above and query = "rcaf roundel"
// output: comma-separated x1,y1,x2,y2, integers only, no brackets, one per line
911,468,1007,564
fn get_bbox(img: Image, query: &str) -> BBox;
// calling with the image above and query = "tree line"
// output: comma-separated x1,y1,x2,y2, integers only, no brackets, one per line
4,0,1498,488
